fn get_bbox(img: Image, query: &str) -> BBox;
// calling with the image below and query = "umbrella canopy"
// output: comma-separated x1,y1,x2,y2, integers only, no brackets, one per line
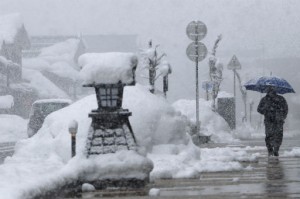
244,76,295,94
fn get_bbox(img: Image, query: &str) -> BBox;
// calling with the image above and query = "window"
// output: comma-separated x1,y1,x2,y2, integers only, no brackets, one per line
99,87,119,108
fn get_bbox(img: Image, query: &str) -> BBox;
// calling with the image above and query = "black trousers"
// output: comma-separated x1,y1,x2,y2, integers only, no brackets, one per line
264,121,284,152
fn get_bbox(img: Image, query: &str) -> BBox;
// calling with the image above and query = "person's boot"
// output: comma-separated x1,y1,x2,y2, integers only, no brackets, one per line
267,147,273,156
273,147,279,157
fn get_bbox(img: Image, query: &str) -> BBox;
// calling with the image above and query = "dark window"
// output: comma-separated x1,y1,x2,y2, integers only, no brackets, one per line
98,85,123,109
99,87,120,108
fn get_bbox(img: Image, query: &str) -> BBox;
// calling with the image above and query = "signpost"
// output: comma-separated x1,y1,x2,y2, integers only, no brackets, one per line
227,55,241,98
227,55,241,129
202,80,214,100
186,21,208,136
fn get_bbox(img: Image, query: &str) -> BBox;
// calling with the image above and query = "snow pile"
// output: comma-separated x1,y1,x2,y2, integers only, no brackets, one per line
123,84,190,150
81,183,95,192
148,142,258,180
282,147,300,157
0,95,14,109
0,114,27,142
0,84,260,198
0,13,22,46
149,188,160,196
172,98,236,143
158,60,172,77
78,52,138,84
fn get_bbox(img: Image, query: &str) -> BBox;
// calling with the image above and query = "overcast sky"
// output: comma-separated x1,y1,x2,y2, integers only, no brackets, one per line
1,0,300,57
1,0,300,103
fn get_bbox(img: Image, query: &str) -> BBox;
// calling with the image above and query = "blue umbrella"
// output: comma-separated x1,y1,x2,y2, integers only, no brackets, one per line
244,76,295,94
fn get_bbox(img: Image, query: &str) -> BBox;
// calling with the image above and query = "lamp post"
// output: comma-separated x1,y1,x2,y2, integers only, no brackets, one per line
68,120,78,157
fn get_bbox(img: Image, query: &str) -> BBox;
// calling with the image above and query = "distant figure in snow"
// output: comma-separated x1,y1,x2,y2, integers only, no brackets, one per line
257,86,288,157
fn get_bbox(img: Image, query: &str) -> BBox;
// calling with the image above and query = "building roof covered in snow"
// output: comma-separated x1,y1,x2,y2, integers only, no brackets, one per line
0,13,30,50
78,52,138,84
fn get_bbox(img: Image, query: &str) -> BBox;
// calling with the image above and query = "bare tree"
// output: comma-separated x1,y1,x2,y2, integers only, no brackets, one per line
208,35,223,110
140,40,167,94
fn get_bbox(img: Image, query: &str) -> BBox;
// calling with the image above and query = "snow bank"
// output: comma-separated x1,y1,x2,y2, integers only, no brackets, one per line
0,114,27,142
0,13,23,46
172,98,236,143
0,84,259,198
149,142,258,180
0,95,14,109
158,61,172,77
282,147,300,157
78,52,138,84
123,84,190,150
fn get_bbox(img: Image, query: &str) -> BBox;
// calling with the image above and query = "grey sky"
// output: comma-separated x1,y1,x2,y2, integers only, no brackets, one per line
1,0,300,103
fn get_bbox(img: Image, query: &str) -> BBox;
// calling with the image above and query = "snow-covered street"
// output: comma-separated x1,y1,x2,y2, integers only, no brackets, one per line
1,1,300,198
74,136,300,199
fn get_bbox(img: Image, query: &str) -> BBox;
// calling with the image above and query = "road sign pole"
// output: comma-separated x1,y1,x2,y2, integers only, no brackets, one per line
233,69,236,98
206,86,209,101
196,60,200,135
186,20,208,136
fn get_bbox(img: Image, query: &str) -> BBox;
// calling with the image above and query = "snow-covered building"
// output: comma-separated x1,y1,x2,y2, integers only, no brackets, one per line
0,13,34,118
23,38,86,99
0,13,30,82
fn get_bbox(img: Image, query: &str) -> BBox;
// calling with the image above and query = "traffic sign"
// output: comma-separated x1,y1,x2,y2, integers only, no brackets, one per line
186,21,207,41
227,55,241,70
186,42,207,62
202,81,214,91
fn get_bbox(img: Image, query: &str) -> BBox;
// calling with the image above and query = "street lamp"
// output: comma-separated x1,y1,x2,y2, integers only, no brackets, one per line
68,120,78,157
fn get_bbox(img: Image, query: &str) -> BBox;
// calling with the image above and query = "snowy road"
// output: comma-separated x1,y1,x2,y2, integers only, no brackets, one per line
0,142,15,164
71,136,300,199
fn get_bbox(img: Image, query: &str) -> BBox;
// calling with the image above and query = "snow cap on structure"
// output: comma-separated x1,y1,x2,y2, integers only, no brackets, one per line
0,13,23,45
78,52,138,84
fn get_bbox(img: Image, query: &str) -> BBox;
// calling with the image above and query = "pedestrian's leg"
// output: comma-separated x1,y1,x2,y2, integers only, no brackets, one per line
273,123,284,156
265,122,274,156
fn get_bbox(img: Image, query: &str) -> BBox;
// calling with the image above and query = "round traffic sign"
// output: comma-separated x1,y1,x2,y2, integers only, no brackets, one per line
186,21,207,41
186,42,207,62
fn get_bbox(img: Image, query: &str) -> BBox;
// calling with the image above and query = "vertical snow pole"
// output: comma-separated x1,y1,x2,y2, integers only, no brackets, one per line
149,64,155,93
163,75,168,97
69,120,78,157
71,134,76,157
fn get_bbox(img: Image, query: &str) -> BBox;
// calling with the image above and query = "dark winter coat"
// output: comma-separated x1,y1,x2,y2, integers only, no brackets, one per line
257,93,288,123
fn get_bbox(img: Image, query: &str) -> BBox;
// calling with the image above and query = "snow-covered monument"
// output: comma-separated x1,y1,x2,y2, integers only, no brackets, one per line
79,52,138,155
77,52,152,189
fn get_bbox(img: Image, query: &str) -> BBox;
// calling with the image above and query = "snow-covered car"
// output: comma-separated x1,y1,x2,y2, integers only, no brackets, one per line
27,99,72,137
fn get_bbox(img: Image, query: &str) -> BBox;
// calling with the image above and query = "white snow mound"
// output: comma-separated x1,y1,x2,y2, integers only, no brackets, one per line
78,52,138,84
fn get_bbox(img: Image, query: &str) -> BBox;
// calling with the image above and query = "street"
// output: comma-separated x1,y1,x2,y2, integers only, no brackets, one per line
73,136,300,199
1,137,299,199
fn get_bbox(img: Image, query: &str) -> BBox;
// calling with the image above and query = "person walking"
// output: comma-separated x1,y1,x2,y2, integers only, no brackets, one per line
257,86,288,156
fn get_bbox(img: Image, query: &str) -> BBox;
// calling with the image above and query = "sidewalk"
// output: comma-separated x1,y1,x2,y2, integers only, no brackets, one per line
74,136,300,199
